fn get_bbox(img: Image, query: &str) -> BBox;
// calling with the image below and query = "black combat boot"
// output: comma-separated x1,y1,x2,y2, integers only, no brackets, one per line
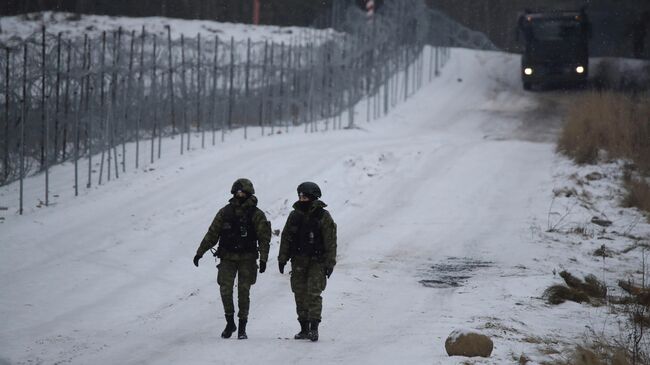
237,319,248,340
294,320,310,340
308,320,319,342
221,314,237,339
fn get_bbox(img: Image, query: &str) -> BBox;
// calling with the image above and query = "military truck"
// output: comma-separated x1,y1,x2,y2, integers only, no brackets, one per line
518,9,591,90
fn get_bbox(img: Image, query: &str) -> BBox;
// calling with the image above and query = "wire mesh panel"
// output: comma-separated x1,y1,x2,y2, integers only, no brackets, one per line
0,0,495,213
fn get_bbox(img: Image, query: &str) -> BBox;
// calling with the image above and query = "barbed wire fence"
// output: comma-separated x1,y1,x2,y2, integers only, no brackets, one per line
0,0,496,214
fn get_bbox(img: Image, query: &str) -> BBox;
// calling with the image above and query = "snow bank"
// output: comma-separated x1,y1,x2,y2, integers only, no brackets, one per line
0,11,336,45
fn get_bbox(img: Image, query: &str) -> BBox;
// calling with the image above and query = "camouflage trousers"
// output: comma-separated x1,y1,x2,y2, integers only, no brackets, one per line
217,257,258,319
290,257,327,322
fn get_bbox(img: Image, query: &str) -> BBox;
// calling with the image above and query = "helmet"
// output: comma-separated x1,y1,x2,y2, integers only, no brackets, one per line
231,178,255,195
297,181,321,200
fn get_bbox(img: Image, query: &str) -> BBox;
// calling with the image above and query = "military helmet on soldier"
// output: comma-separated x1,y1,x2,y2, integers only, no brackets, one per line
231,178,255,195
297,181,321,200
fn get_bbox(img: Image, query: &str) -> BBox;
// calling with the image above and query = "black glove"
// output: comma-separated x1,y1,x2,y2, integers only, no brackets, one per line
259,261,267,273
193,254,202,267
325,266,333,279
279,262,285,274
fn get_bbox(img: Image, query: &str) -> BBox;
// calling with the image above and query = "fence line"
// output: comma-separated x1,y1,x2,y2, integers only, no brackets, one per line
0,0,493,214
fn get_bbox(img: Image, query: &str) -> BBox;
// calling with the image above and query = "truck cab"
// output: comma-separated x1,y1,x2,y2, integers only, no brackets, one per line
518,10,591,90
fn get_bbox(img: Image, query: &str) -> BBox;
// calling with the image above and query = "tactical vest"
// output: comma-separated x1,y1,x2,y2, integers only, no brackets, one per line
289,208,325,258
218,204,258,254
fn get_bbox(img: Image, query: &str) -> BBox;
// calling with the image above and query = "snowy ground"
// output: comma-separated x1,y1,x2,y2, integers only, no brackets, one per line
0,11,335,45
1,19,650,364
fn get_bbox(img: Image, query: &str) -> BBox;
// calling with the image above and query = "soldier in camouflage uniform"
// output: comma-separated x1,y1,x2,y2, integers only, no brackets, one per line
278,182,337,342
193,178,271,340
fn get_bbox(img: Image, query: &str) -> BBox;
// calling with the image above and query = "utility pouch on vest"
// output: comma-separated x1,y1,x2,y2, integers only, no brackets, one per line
289,209,325,258
218,204,258,254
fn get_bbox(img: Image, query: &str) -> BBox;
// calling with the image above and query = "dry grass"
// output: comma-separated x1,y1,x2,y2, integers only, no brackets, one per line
618,280,650,306
543,284,590,305
560,271,604,298
543,271,607,306
542,345,632,365
594,245,614,258
583,275,608,298
558,92,650,172
558,91,650,218
573,346,607,365
623,174,650,221
571,346,631,365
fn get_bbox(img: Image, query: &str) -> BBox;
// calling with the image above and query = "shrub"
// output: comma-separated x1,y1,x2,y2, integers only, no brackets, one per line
623,174,650,221
571,346,630,365
543,284,590,305
543,271,607,306
558,91,650,219
558,92,650,173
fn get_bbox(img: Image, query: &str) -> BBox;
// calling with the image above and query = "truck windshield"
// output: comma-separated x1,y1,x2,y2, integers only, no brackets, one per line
530,19,582,41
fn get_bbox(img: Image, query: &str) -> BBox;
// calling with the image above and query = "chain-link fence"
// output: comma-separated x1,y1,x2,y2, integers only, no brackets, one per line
1,0,495,214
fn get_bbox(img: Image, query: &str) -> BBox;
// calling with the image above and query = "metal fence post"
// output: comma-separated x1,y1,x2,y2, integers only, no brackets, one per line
98,31,107,185
259,40,268,136
53,33,62,165
180,33,188,154
197,33,204,148
3,47,9,183
137,28,146,165
212,36,219,145
152,33,159,162
20,44,26,213
228,37,235,131
40,26,46,168
268,42,275,135
62,41,71,161
245,37,251,139
166,26,176,137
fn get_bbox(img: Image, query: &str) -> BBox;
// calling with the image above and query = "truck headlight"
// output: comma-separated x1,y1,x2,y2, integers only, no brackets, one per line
524,67,533,75
576,66,585,74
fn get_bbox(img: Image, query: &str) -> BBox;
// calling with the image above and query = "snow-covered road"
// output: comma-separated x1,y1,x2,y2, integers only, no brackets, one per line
1,48,606,364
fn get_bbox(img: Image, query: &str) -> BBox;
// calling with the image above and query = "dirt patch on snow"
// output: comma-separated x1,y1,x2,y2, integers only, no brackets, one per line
419,257,493,288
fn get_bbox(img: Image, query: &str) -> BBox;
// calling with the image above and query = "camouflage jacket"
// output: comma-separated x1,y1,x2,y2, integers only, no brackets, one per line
278,200,337,269
196,195,271,262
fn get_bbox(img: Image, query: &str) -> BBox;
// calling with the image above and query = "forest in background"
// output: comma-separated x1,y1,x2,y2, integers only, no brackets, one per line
2,0,649,58
428,0,650,57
